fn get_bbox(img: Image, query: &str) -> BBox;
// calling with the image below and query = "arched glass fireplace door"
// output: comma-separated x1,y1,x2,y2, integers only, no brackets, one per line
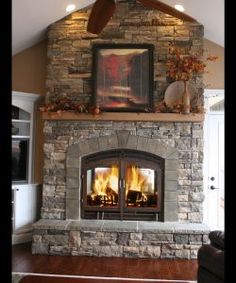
81,149,164,221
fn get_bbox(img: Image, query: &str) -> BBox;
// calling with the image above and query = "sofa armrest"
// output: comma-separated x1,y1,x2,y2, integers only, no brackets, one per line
209,230,224,250
198,244,224,280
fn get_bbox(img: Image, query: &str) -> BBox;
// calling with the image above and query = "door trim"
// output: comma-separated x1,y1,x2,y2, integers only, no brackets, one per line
203,89,224,228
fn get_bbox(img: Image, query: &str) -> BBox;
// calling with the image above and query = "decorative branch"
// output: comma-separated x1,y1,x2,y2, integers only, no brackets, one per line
166,45,218,82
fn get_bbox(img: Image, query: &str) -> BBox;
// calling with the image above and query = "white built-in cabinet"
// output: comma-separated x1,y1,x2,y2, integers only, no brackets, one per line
12,184,41,244
12,91,42,244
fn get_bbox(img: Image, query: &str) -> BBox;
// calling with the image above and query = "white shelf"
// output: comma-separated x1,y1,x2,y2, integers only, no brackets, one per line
12,135,30,139
12,119,30,123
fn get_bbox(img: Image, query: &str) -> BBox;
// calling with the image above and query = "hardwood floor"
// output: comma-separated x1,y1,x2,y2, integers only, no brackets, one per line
12,242,198,281
19,275,192,283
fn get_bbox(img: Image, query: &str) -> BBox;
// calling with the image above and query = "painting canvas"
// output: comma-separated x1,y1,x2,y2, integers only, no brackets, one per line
92,44,153,112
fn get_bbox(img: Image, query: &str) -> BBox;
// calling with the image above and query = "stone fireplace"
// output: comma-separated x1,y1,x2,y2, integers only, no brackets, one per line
32,0,209,258
80,147,164,221
33,121,209,258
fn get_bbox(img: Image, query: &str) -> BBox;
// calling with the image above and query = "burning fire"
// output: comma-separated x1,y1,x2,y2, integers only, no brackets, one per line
88,165,156,207
93,166,119,197
89,165,155,206
126,166,146,192
92,165,149,196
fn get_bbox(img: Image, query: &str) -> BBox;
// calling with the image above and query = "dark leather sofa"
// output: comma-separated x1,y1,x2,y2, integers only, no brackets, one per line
197,230,224,283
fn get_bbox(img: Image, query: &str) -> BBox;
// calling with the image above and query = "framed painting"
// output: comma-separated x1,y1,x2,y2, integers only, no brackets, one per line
92,44,154,112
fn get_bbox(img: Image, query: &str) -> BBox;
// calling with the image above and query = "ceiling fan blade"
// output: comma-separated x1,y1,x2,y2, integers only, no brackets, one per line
87,0,116,34
137,0,196,22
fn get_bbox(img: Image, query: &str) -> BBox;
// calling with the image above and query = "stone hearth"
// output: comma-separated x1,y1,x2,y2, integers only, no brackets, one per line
32,219,209,258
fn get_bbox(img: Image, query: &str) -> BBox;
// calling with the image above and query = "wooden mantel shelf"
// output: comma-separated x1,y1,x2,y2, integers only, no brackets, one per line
42,112,204,122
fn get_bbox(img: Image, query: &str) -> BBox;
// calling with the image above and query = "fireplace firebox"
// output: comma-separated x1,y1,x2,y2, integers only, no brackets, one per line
81,149,164,221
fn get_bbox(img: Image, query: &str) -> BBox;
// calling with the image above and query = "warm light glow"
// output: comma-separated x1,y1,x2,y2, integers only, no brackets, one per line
87,165,157,208
126,166,146,192
174,4,185,12
93,167,119,196
66,4,76,12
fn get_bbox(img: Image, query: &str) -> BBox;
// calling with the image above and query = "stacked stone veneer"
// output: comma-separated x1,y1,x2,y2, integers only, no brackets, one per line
46,0,204,105
36,120,205,258
42,123,204,222
33,0,208,258
32,220,209,259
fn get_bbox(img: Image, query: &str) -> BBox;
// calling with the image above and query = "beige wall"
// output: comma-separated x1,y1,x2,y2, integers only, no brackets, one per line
12,40,47,94
203,39,224,89
12,40,47,183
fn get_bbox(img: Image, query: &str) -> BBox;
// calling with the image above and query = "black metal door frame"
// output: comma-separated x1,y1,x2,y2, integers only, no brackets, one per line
81,149,164,221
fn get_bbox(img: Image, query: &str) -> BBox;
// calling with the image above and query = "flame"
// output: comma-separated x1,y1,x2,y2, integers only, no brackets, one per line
126,166,146,192
93,166,119,196
88,165,156,207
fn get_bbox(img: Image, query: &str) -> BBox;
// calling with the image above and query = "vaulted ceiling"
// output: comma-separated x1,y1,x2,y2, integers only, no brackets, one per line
12,0,224,55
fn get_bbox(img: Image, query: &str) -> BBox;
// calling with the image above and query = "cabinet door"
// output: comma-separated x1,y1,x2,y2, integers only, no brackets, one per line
14,186,38,232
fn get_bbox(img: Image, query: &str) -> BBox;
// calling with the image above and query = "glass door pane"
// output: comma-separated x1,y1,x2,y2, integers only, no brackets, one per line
86,166,119,207
125,165,157,208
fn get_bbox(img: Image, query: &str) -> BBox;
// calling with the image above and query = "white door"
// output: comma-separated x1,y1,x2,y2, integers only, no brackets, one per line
203,90,224,230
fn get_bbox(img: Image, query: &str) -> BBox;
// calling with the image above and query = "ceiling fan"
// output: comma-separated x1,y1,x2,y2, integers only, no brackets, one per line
87,0,196,34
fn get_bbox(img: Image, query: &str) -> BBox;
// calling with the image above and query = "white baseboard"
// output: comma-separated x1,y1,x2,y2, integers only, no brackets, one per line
12,232,32,245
